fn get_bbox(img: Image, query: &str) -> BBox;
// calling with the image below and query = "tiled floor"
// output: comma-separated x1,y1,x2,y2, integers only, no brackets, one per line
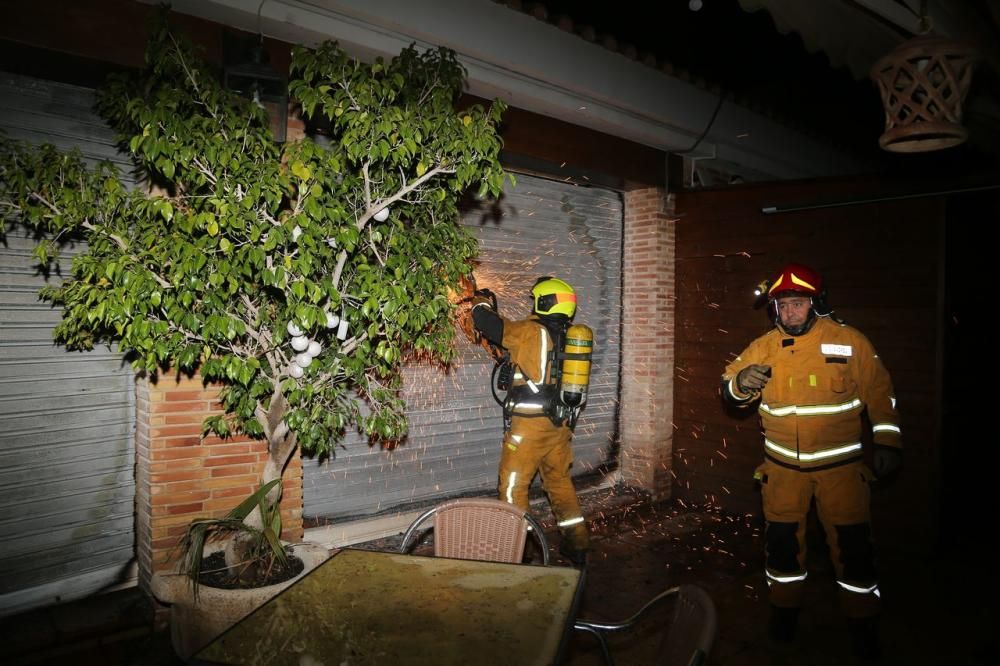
2,486,993,665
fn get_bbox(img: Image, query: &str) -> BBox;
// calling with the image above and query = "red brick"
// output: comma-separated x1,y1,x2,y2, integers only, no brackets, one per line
151,537,182,551
164,389,217,402
151,400,210,414
151,425,204,438
203,454,260,467
163,436,203,448
201,475,261,489
150,447,206,462
212,485,258,499
150,469,211,483
210,465,257,478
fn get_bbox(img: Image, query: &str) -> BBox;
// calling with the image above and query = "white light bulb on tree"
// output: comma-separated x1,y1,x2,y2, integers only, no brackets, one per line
325,311,340,329
373,207,390,222
294,353,313,368
307,340,322,356
290,335,309,352
287,321,304,337
288,364,304,379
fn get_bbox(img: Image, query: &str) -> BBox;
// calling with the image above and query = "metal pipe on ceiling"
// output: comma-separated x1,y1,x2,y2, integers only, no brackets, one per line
761,184,1000,214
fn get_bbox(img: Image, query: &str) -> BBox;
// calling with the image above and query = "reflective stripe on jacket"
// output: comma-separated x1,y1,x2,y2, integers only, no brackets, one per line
723,317,901,470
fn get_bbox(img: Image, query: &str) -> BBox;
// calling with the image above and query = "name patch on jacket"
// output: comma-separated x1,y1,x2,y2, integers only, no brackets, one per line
820,344,853,357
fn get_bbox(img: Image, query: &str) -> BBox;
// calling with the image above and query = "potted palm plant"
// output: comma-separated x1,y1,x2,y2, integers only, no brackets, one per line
151,480,329,658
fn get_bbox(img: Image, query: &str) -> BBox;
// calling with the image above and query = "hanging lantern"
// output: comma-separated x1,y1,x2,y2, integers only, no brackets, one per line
224,36,289,143
870,34,978,153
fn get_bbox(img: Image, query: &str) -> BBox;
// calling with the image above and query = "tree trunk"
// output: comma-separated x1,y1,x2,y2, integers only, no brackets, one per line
223,391,298,571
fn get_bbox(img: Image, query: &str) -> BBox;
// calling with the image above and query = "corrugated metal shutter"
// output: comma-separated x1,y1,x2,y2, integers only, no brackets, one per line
0,73,136,617
305,173,622,519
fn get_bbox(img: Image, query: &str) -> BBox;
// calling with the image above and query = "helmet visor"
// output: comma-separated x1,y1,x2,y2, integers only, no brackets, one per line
536,291,577,313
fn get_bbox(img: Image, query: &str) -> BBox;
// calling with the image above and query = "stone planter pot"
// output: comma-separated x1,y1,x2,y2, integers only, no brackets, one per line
150,541,330,659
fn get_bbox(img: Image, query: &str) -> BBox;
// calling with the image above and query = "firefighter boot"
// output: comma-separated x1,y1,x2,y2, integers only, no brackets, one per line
558,535,589,567
769,605,800,642
848,617,880,661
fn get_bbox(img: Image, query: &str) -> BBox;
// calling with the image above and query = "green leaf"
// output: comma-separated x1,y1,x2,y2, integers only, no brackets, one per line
5,23,505,469
291,161,312,180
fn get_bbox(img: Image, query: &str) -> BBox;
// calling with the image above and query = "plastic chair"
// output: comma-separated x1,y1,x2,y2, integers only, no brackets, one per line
399,497,550,565
573,584,717,666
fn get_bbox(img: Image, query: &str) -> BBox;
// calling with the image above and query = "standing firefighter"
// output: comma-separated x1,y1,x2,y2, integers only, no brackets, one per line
471,277,592,566
721,263,902,660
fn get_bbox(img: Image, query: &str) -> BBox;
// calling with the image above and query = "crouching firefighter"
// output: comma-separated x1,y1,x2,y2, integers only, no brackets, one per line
471,277,593,566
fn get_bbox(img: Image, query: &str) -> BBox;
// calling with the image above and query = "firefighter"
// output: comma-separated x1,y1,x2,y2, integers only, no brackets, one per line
471,277,591,566
721,263,902,660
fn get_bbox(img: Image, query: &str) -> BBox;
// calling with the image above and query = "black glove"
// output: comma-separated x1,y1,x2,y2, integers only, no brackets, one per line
470,294,492,309
470,288,496,310
736,364,771,394
873,447,902,478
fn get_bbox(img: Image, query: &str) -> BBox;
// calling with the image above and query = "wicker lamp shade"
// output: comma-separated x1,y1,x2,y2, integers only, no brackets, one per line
870,34,977,153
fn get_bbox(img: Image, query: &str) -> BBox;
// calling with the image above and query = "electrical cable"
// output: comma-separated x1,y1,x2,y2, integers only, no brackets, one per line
676,94,725,155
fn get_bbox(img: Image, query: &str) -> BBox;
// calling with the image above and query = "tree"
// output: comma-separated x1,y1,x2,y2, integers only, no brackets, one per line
0,19,507,528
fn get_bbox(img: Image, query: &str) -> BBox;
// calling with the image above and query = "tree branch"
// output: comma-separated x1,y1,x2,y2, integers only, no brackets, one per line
355,163,452,232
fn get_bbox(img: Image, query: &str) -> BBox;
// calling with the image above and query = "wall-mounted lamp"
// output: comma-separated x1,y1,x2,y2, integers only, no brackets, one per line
224,34,288,142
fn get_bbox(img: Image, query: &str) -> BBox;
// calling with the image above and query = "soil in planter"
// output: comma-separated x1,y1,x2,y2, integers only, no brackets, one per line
197,550,304,590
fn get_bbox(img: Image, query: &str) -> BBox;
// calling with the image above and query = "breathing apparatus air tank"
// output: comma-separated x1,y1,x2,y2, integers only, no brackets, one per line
559,324,593,408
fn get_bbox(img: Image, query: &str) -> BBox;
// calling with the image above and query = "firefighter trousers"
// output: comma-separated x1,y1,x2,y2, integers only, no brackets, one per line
758,460,880,618
498,416,590,551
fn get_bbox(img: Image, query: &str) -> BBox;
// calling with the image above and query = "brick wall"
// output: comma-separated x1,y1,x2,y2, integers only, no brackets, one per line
135,373,303,592
672,180,944,546
619,187,676,498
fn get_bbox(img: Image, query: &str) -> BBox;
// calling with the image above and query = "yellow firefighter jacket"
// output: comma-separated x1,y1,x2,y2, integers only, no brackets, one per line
723,317,901,471
501,316,560,423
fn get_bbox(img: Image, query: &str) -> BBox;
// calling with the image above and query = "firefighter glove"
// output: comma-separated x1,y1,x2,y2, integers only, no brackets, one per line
873,447,902,478
736,364,772,393
470,294,493,310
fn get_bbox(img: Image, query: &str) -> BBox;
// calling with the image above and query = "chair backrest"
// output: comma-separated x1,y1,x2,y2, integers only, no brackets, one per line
399,498,550,564
659,584,717,666
573,584,716,666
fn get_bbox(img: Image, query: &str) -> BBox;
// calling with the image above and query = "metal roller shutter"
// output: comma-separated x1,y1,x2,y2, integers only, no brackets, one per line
304,173,622,519
0,73,135,617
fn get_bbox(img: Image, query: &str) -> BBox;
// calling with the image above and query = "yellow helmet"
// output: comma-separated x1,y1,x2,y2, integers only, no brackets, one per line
531,277,577,318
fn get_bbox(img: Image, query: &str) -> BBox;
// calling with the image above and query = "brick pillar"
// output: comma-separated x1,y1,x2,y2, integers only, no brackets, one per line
135,373,304,593
619,187,676,499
